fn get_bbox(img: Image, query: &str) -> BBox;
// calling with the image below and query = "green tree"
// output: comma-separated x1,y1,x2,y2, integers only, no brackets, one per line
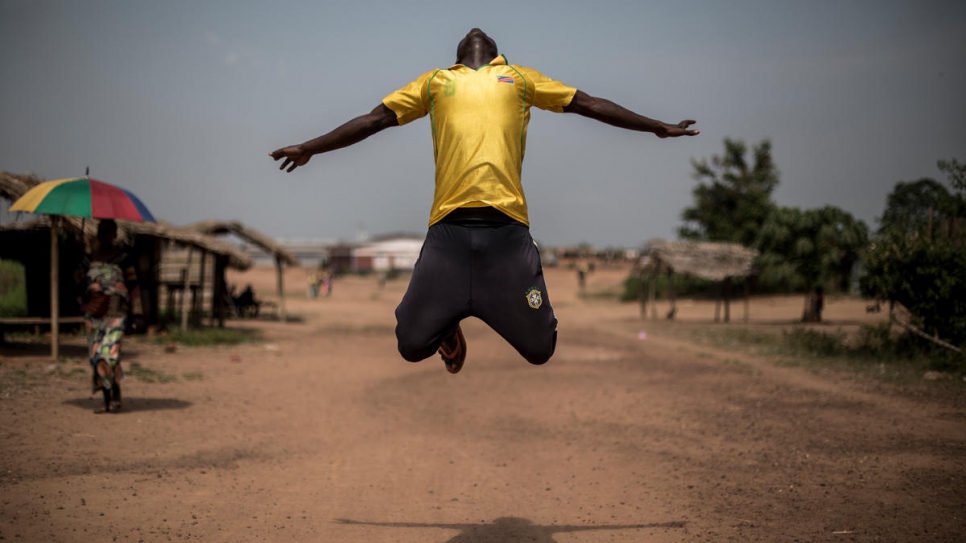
861,232,966,347
861,159,966,349
756,206,869,293
937,158,966,192
679,138,779,246
877,178,956,236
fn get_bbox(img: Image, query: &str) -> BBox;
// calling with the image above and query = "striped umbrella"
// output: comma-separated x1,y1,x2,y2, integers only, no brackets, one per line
7,176,155,360
10,176,155,222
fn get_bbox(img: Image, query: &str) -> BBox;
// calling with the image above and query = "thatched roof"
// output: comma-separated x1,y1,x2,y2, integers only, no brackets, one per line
0,217,253,270
189,220,298,267
2,172,252,270
0,171,42,203
126,221,254,270
644,240,759,281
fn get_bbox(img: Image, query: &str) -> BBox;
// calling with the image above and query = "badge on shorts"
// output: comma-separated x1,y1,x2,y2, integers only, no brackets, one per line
525,287,543,309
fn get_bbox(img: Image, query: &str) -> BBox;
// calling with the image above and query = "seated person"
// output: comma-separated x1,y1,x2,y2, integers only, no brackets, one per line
233,284,258,316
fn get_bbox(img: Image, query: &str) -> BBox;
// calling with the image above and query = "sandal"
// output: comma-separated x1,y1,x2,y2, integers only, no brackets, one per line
438,324,467,374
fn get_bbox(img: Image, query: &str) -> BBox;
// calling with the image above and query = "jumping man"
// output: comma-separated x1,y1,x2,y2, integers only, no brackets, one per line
270,28,699,374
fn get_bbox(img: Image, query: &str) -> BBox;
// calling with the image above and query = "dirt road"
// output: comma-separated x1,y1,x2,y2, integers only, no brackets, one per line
2,264,964,542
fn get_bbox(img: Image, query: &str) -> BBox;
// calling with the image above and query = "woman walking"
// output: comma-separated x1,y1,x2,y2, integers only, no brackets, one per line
78,219,143,413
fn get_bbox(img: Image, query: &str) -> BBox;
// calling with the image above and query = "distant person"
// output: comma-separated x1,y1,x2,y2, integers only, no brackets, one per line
308,270,321,298
270,28,698,374
576,260,591,292
77,219,143,414
319,268,333,297
234,284,259,317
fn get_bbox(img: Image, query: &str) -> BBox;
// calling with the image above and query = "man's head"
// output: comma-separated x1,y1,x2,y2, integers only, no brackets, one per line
456,28,498,64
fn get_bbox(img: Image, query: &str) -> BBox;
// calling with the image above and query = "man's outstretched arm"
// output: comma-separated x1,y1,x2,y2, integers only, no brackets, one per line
270,103,399,172
563,90,698,138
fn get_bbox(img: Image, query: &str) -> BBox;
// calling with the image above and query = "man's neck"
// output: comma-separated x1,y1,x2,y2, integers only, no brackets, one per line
458,51,492,70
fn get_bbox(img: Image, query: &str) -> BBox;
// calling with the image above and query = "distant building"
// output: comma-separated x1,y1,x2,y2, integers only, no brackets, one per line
329,234,424,274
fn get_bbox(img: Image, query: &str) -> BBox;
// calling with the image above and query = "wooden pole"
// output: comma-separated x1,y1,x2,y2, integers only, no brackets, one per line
50,217,60,360
638,272,647,319
276,256,286,322
666,269,676,319
214,256,227,328
197,251,207,326
743,277,750,323
724,277,732,323
180,247,193,330
648,270,658,320
714,281,721,323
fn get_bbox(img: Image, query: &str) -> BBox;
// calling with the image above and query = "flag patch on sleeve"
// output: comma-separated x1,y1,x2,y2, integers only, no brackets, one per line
497,75,514,84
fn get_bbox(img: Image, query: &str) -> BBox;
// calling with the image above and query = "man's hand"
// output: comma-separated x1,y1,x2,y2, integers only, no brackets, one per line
270,145,312,173
658,120,699,139
564,91,699,139
270,104,398,174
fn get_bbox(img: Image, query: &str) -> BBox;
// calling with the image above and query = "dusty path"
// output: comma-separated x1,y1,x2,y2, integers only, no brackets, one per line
1,265,964,542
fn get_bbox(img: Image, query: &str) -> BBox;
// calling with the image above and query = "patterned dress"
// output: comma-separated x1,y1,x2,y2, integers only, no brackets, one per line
81,253,138,391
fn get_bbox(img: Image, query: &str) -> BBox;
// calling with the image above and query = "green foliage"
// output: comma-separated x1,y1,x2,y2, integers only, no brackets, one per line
153,327,253,347
677,137,869,295
877,177,958,236
780,327,848,357
937,158,966,192
691,323,964,376
679,138,779,246
0,259,28,318
127,362,178,383
755,205,869,292
860,232,966,347
861,161,966,348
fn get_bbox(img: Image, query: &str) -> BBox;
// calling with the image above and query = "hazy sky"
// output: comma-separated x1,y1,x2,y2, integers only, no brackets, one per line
2,0,964,247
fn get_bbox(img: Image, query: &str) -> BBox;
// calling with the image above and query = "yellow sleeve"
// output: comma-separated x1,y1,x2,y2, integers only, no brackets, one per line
516,66,577,113
382,70,437,126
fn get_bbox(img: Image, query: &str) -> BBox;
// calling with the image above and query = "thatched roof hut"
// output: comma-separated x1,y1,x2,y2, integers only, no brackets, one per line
189,220,296,320
2,173,252,271
3,172,242,258
1,171,256,356
189,220,297,266
639,240,760,323
644,240,758,281
126,221,253,271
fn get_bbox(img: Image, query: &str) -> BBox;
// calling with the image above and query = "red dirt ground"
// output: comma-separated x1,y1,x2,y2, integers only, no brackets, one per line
1,263,964,542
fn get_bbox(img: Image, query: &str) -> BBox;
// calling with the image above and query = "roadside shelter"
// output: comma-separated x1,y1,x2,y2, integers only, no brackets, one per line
189,220,298,321
1,172,252,357
638,240,759,322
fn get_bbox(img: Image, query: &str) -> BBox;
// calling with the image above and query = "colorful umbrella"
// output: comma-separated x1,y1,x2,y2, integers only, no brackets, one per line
7,175,155,360
9,176,155,223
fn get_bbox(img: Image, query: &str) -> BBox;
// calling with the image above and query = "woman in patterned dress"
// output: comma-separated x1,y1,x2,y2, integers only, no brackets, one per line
78,219,143,413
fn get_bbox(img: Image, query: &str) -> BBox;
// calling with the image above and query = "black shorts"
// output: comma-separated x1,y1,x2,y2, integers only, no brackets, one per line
394,208,557,365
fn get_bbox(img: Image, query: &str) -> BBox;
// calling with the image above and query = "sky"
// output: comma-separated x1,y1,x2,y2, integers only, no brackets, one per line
2,0,964,248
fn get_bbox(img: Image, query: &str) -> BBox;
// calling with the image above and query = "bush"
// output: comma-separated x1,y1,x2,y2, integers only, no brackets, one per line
152,327,253,347
0,259,27,317
861,233,966,348
781,327,847,357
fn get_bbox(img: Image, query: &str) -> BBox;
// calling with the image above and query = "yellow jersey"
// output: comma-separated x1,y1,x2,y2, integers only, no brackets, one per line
383,54,577,226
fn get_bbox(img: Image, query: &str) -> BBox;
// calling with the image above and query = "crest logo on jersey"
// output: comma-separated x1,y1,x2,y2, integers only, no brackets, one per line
525,287,543,309
497,75,514,85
